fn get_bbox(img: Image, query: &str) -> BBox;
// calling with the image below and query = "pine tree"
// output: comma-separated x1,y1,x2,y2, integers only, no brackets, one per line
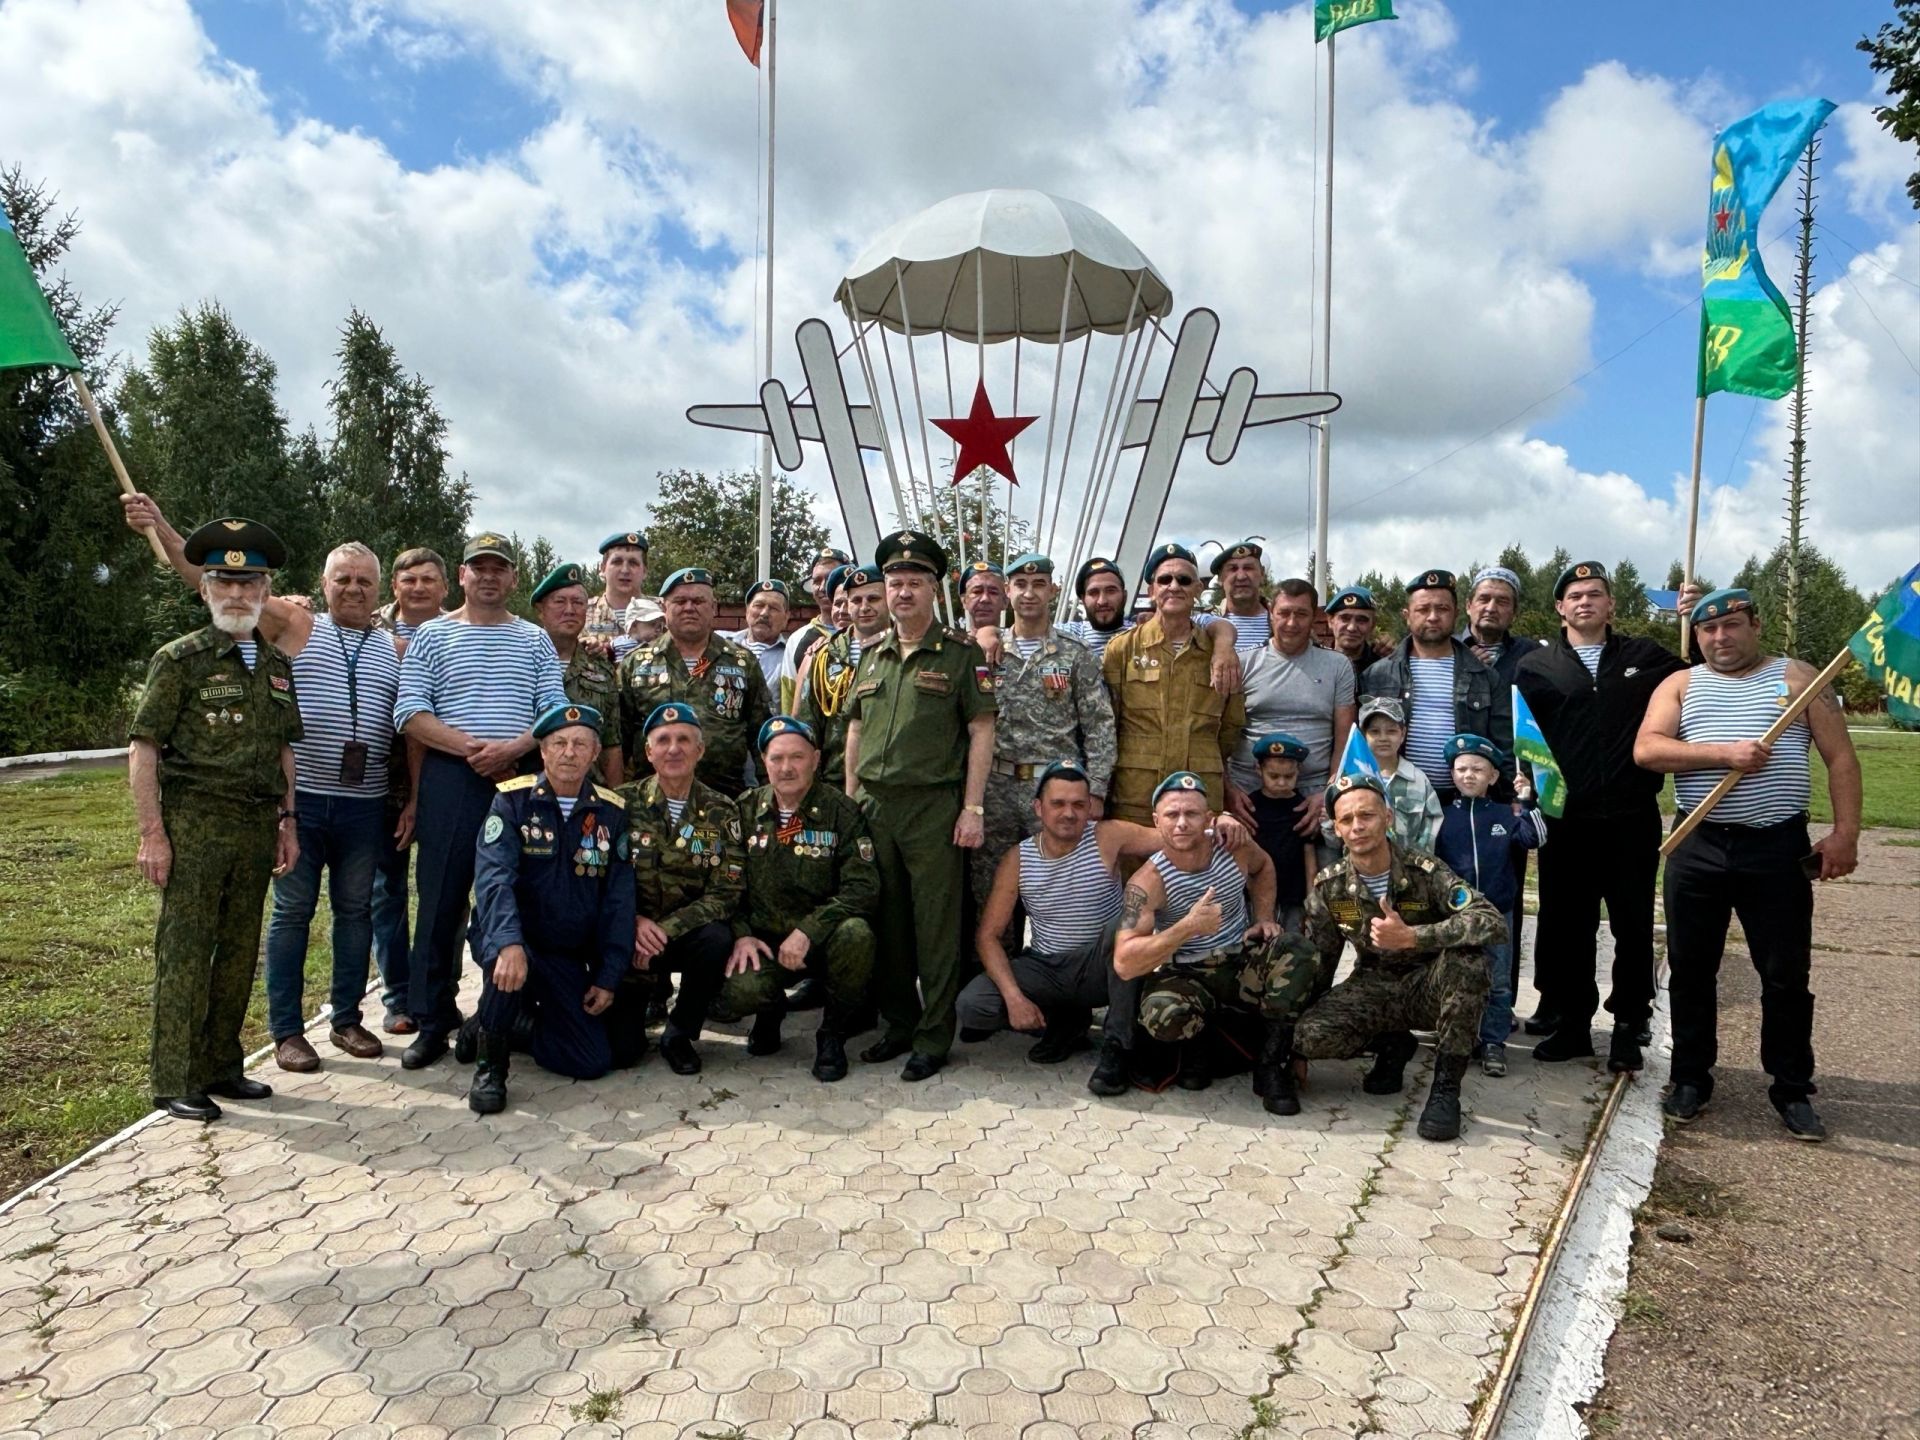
645,469,830,596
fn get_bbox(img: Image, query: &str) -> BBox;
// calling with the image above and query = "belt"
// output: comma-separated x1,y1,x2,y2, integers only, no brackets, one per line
992,760,1057,780
1672,808,1809,837
1168,945,1245,972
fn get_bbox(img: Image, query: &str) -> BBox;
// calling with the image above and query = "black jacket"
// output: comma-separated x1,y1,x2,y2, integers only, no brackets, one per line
1514,628,1687,821
1362,637,1514,782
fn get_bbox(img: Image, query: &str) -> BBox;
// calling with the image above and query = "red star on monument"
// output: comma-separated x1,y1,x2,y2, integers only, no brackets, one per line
933,379,1038,487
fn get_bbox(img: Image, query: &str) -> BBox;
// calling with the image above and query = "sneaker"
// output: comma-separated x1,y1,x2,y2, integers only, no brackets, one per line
1662,1083,1708,1122
1480,1042,1509,1078
1531,1026,1596,1063
1607,1025,1643,1075
1775,1098,1826,1142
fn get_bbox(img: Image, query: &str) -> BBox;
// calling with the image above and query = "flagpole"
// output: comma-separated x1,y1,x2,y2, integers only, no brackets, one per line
71,373,166,564
1312,32,1335,598
1680,391,1705,655
755,0,777,583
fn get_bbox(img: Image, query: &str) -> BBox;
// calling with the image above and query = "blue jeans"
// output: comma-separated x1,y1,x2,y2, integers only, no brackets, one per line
265,792,385,1039
370,815,411,1015
1480,936,1516,1048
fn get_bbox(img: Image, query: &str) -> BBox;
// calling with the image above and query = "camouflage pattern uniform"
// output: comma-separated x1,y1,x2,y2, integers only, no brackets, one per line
792,628,865,787
561,646,622,774
1293,843,1505,1060
1137,934,1326,1043
617,632,773,796
720,779,880,1035
131,627,304,1100
971,629,1117,908
583,592,636,647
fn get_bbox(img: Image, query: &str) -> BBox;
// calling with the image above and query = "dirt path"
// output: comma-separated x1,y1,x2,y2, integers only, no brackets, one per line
1590,829,1920,1440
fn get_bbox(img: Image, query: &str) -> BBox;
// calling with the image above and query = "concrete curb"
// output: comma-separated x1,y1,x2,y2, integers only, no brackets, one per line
0,747,123,772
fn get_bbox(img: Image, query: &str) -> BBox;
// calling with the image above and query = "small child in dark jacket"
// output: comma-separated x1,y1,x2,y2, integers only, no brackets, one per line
1247,733,1317,932
1438,734,1545,1077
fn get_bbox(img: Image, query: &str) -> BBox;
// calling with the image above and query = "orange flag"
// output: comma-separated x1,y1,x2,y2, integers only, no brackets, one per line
726,0,763,66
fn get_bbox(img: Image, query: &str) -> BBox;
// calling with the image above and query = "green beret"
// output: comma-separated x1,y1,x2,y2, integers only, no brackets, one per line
1689,587,1754,627
1006,553,1053,577
462,531,514,564
659,567,714,596
1328,586,1375,613
1075,556,1124,597
643,702,701,736
530,562,589,604
842,563,884,591
757,715,817,752
745,578,790,602
1251,732,1308,763
960,559,1004,588
1554,560,1611,599
1143,543,1199,583
1151,770,1207,806
875,529,948,579
1445,733,1503,766
813,546,852,567
1325,771,1390,812
1209,539,1263,576
533,703,600,739
599,531,650,555
1035,759,1089,796
1408,568,1456,597
184,518,286,574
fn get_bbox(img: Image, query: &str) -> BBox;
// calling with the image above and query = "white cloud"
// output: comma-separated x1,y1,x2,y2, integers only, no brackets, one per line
1,0,1910,601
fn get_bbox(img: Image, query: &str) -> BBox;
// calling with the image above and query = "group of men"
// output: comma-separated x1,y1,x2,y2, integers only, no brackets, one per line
122,494,1863,1144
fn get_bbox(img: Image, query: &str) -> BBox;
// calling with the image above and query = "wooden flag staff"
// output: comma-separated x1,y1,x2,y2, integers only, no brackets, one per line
1660,642,1855,857
70,372,167,565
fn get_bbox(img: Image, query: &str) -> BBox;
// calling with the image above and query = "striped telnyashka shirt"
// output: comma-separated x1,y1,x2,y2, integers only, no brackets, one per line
1674,658,1811,827
1223,611,1271,653
1150,846,1249,961
1406,655,1456,790
1019,826,1122,954
393,616,567,740
291,616,402,798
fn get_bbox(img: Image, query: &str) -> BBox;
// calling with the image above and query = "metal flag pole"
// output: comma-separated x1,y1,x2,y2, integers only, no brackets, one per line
1311,30,1335,598
1681,391,1706,656
755,0,778,583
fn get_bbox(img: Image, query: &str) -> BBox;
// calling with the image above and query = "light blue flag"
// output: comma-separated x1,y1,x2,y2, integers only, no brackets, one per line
1336,725,1380,781
1511,686,1566,818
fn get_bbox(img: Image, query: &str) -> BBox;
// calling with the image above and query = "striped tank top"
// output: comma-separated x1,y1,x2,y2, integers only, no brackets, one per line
290,616,402,798
1150,846,1248,961
1018,826,1122,954
1674,658,1811,827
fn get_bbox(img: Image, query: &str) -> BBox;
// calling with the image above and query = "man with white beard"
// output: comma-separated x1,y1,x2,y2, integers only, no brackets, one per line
128,519,304,1122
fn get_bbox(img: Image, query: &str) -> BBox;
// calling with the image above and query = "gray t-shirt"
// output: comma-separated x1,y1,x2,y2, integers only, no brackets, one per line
1231,641,1358,794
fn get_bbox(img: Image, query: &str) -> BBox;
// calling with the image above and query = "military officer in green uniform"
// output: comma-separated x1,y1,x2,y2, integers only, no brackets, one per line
719,716,880,1081
617,567,772,796
531,561,623,782
614,702,746,1074
844,529,997,1081
129,519,304,1121
1293,772,1506,1141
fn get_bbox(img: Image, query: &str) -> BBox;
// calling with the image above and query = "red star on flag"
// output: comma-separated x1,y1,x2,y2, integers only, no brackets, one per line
933,379,1038,487
1714,206,1732,232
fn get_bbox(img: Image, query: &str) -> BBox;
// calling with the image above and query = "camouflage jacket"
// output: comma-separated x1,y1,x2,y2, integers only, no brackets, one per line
129,627,303,805
735,780,880,945
620,775,745,940
991,628,1117,796
560,646,622,750
1302,841,1507,973
617,631,773,794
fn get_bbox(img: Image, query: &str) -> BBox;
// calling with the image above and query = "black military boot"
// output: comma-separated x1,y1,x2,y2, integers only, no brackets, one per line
1362,1031,1418,1095
1607,1023,1644,1074
1176,1042,1212,1090
1257,1023,1300,1116
453,1013,481,1065
467,1032,511,1115
1086,1038,1130,1097
812,1030,848,1083
1029,1009,1092,1064
748,1002,787,1057
1416,1053,1470,1141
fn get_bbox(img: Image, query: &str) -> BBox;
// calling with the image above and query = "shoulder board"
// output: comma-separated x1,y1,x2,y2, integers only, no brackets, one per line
592,784,626,808
1318,856,1353,882
1405,852,1437,871
497,775,538,792
715,637,753,661
162,630,221,661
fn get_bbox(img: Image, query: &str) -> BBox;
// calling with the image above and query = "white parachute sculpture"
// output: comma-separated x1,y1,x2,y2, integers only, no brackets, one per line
689,188,1338,613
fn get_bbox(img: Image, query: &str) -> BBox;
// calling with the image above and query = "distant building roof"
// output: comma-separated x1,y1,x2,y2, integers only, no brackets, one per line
1646,588,1681,613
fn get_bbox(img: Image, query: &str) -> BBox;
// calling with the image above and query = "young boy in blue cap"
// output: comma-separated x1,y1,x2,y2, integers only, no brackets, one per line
1248,732,1317,933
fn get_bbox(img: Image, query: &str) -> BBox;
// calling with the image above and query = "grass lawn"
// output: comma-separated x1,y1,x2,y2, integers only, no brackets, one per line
1818,728,1920,831
0,770,343,1197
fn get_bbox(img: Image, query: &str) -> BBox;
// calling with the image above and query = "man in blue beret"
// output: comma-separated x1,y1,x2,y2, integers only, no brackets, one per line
1634,586,1861,1141
1326,586,1389,682
531,562,623,784
584,531,651,652
1210,539,1272,653
727,578,791,696
466,704,636,1112
794,563,888,787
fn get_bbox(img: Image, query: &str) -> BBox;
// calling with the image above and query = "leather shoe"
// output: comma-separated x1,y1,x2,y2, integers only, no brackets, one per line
1606,1025,1643,1075
1775,1097,1826,1141
381,1009,417,1035
900,1052,945,1082
331,1024,384,1060
161,1094,221,1121
860,1034,912,1065
401,1031,449,1070
207,1076,271,1101
747,1007,786,1057
660,1033,702,1075
1532,1026,1596,1062
1522,1008,1562,1036
1176,1046,1211,1091
274,1035,321,1073
812,1031,848,1083
1662,1083,1708,1122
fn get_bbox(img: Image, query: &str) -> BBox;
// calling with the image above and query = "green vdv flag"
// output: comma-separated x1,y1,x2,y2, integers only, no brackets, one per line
0,209,80,373
1315,0,1395,42
1697,97,1833,400
1849,562,1920,725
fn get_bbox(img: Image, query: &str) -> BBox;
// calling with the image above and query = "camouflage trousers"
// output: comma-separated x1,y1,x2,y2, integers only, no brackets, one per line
718,918,876,1037
150,801,278,1100
967,772,1040,931
1294,950,1491,1061
1137,934,1325,1043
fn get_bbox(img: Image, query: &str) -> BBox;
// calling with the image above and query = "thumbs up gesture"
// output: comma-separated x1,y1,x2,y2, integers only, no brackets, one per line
1369,898,1419,951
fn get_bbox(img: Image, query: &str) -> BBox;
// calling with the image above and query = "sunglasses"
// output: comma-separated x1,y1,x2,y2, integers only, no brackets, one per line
1152,573,1197,588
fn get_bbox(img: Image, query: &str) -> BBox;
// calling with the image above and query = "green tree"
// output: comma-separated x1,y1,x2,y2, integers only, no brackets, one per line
644,468,830,598
1860,0,1920,209
0,168,150,749
895,484,1034,569
1732,542,1869,666
320,309,472,582
504,533,562,616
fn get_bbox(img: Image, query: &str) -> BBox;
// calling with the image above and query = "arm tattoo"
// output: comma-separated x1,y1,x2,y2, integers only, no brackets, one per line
1120,883,1149,932
1816,684,1842,711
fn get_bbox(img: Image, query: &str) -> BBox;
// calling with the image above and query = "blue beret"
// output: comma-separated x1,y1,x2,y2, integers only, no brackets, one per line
1328,586,1375,613
599,531,649,554
757,715,816,752
1554,560,1610,599
745,578,790,601
1251,732,1309,763
1689,587,1754,627
1075,556,1124,596
819,564,851,601
533,703,600,739
530,562,589,604
1006,553,1053,577
1151,770,1208,806
1035,759,1089,796
1445,733,1503,766
813,546,853,567
1208,539,1263,576
961,559,1004,586
842,563,883,590
1325,770,1390,812
659,567,714,596
185,517,287,574
642,702,701,736
1143,543,1198,582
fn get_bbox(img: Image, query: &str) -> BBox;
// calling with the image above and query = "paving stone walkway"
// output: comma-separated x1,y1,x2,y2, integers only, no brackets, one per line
0,966,1611,1440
